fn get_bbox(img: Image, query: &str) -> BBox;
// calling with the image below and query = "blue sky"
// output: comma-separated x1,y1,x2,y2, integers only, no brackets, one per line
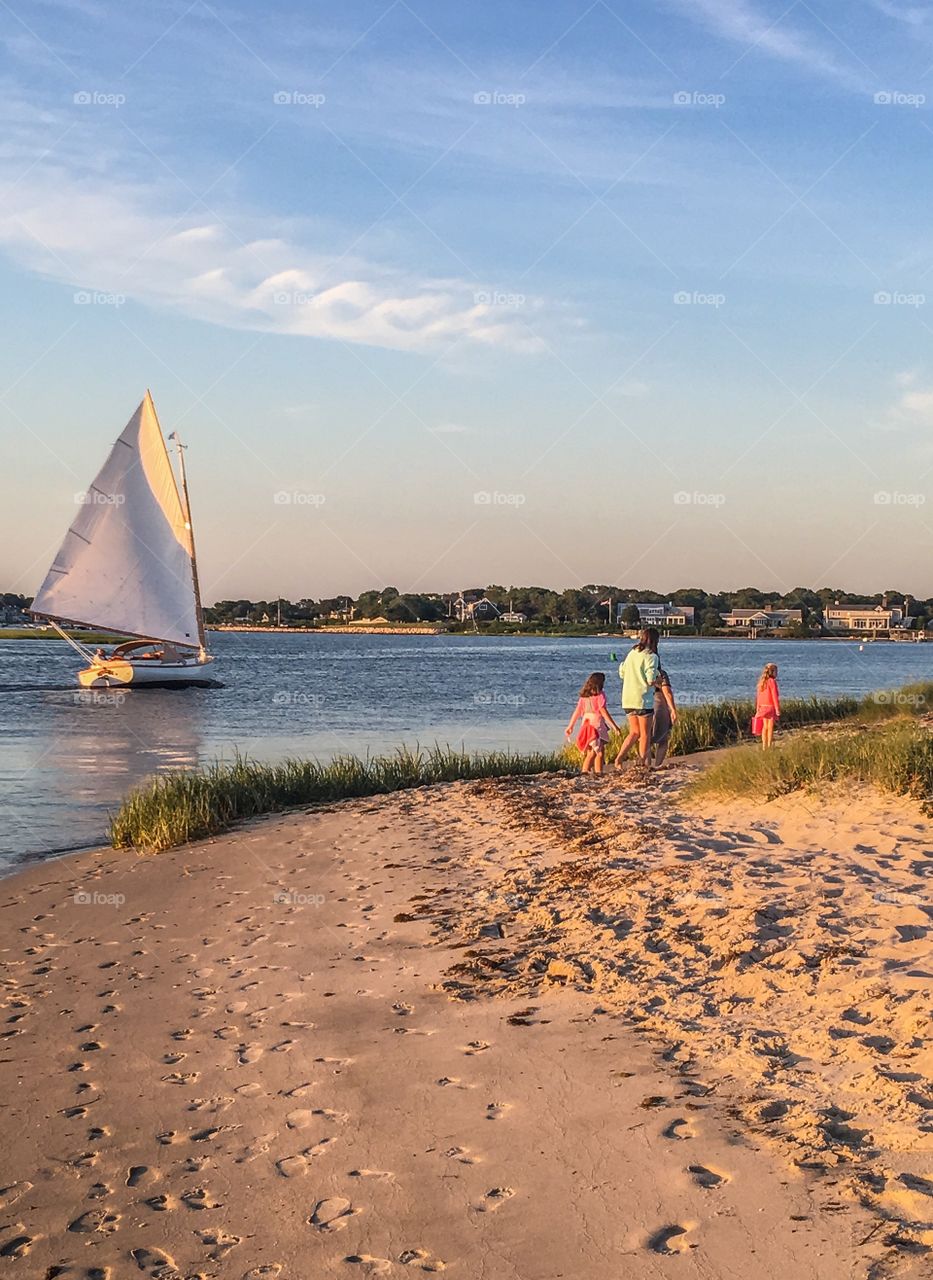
5,0,933,601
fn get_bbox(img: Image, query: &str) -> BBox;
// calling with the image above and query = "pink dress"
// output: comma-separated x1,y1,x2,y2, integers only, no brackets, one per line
755,677,780,720
572,693,611,751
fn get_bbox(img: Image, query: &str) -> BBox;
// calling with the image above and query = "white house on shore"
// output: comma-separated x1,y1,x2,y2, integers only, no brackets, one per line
823,604,907,631
722,607,803,628
616,601,696,627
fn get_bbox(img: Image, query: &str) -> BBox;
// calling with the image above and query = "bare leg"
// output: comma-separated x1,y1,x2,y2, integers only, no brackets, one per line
762,718,774,749
637,714,654,765
593,747,605,774
581,747,596,773
615,715,641,768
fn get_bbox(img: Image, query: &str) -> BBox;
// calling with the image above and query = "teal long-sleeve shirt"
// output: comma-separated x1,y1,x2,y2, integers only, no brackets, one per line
619,647,659,710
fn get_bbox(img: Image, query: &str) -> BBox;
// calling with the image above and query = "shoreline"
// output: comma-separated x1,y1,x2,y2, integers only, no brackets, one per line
1,767,916,1277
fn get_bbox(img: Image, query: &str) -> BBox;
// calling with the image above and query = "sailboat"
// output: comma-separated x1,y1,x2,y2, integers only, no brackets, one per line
29,391,217,688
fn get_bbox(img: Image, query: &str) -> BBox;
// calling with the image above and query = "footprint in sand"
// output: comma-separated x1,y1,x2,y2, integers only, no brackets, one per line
0,1183,32,1209
238,1044,263,1065
282,1082,316,1098
309,1198,356,1232
485,1102,510,1120
344,1255,392,1275
662,1118,695,1140
475,1187,515,1213
313,1108,349,1124
144,1194,177,1212
243,1267,283,1278
182,1187,223,1210
392,1002,414,1016
196,1227,242,1260
349,1168,394,1180
464,1041,490,1055
687,1164,729,1189
0,1235,35,1259
444,1147,478,1165
648,1224,693,1255
398,1248,446,1272
131,1246,177,1273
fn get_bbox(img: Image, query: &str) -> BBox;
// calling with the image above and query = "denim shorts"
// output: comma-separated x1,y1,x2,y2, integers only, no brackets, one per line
624,707,654,717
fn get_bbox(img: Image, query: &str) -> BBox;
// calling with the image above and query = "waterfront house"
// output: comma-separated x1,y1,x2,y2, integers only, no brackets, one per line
615,602,696,627
823,604,906,632
722,607,803,628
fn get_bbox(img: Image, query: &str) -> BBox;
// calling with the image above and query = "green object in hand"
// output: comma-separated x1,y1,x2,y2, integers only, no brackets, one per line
609,652,617,662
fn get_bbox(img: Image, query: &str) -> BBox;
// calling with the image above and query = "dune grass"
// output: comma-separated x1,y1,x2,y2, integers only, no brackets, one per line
687,720,933,812
110,745,567,853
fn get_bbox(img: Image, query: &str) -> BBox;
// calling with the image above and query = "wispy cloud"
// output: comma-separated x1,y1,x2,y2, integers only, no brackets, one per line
0,152,545,354
668,0,870,90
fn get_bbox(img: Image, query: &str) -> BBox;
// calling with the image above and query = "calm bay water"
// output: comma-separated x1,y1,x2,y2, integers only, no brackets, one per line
0,632,930,873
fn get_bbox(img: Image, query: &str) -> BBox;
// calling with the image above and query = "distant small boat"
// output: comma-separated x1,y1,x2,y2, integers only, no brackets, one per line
29,392,216,688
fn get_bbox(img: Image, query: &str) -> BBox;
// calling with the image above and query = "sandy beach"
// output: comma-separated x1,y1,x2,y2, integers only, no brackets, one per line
1,763,931,1278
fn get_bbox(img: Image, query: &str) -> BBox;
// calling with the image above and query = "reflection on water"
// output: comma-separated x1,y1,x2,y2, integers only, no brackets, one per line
1,682,203,870
0,631,930,873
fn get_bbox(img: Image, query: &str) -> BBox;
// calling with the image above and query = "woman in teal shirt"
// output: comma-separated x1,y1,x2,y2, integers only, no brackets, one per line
615,627,660,769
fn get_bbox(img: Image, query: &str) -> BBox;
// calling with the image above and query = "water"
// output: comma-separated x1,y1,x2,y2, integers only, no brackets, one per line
0,632,929,873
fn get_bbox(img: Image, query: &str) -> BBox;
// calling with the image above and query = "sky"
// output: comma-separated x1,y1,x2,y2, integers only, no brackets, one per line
4,0,933,602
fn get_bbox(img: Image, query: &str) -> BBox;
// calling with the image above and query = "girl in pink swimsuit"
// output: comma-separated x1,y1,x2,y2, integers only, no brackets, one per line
754,663,780,749
565,672,621,774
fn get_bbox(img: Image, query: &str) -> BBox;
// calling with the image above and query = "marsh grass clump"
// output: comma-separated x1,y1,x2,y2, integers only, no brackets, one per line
687,722,933,810
110,745,568,852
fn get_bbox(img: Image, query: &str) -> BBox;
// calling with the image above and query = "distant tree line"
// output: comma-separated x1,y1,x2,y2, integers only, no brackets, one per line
199,585,933,631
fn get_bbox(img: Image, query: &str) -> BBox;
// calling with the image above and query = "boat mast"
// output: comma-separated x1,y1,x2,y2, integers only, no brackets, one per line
169,429,207,655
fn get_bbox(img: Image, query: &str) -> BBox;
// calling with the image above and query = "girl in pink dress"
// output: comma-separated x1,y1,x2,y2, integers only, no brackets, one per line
565,672,621,774
754,662,780,749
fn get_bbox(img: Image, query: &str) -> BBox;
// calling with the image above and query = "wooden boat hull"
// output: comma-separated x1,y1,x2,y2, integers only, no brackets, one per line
77,655,217,689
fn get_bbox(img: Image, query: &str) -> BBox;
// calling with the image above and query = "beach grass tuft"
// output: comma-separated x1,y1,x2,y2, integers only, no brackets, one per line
687,720,933,810
110,745,568,853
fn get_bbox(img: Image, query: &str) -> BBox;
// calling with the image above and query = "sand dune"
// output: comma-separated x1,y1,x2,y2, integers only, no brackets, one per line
0,766,929,1277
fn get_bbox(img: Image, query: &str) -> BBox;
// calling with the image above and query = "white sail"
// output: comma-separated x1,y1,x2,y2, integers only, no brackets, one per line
31,393,203,649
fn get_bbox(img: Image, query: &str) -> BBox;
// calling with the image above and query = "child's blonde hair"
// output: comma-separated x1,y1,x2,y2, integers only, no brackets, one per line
757,662,778,691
